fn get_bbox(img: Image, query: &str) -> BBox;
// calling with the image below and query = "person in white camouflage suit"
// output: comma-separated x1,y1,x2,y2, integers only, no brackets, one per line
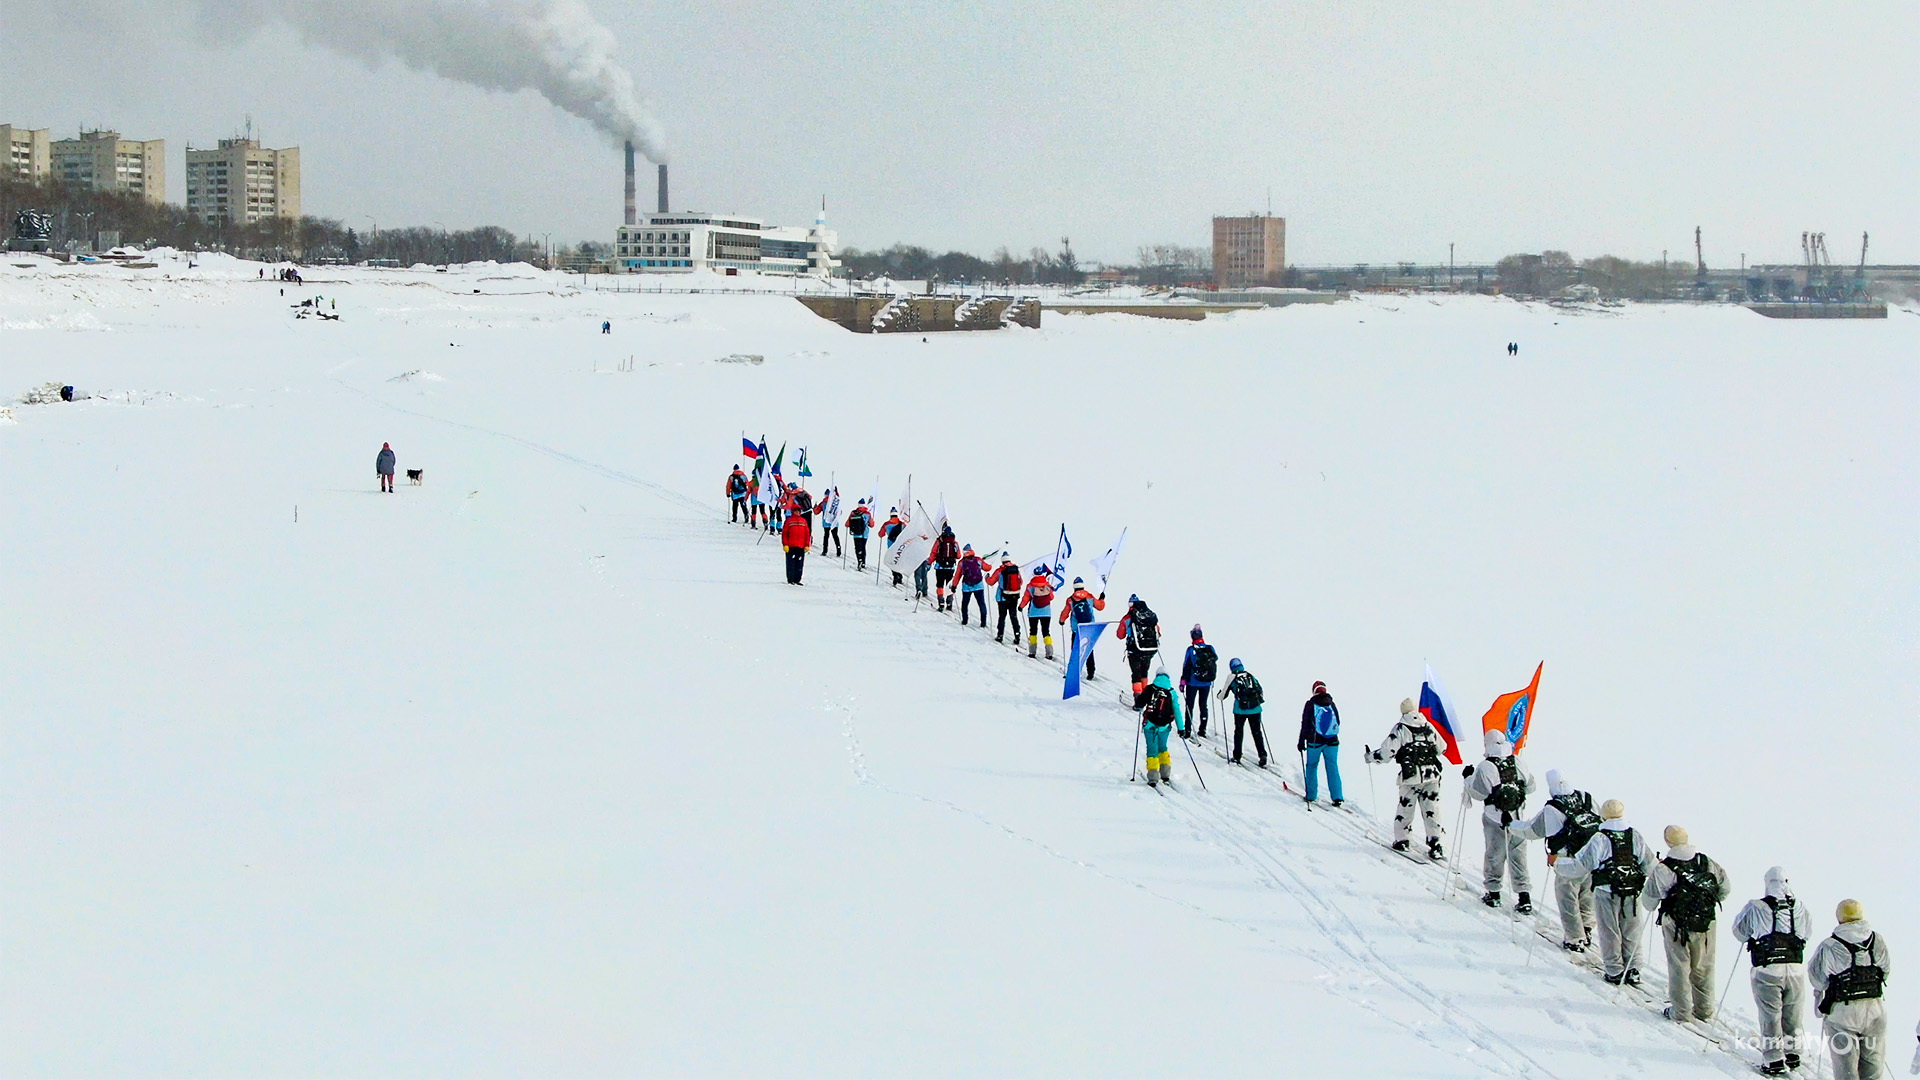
1366,698,1446,859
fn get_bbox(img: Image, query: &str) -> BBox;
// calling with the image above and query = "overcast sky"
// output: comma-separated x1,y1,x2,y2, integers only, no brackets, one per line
7,1,1916,265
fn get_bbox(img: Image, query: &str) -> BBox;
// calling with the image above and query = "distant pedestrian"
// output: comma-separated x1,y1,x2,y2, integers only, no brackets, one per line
1217,659,1268,766
781,506,812,584
816,486,842,557
845,499,874,570
376,442,396,493
601,320,611,334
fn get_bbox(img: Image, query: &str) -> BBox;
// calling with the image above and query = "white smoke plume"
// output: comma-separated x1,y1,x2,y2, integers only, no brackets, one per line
206,0,666,161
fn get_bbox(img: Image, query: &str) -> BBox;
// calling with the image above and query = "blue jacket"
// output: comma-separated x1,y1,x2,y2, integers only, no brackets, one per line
375,447,395,475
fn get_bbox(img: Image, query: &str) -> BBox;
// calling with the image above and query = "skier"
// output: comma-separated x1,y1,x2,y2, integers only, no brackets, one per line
782,482,813,523
845,499,874,570
764,478,784,534
747,473,765,529
1569,799,1655,986
780,503,812,584
376,442,396,493
1731,867,1812,1075
1809,899,1891,1080
1365,698,1446,859
816,486,842,558
1649,825,1730,1023
1021,566,1056,659
1115,595,1161,706
1509,769,1601,951
1137,671,1183,787
882,509,905,586
931,524,960,612
1298,680,1344,806
955,545,989,626
1059,577,1106,678
726,465,750,524
1216,658,1268,766
913,553,932,603
988,553,1023,643
1465,729,1532,911
1179,625,1218,740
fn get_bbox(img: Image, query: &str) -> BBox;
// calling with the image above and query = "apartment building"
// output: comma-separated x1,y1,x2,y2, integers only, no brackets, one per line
1,124,51,182
185,137,301,226
51,130,165,203
1212,214,1287,288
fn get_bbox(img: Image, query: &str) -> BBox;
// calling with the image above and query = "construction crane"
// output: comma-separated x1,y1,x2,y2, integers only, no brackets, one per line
1695,226,1706,278
1855,231,1870,299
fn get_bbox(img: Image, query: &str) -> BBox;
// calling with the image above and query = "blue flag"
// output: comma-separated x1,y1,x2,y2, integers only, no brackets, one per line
1063,619,1117,699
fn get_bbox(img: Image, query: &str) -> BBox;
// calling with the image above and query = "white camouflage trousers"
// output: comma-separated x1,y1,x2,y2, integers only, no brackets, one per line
1594,887,1646,980
1481,819,1531,895
1661,921,1718,1022
1749,965,1805,1067
1553,871,1596,945
1392,776,1444,845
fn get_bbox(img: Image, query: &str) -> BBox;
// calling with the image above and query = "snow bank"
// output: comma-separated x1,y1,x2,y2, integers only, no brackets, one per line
1,273,1913,1076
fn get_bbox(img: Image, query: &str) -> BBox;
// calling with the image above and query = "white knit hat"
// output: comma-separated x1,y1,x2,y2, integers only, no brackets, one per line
1400,698,1416,715
1599,799,1625,821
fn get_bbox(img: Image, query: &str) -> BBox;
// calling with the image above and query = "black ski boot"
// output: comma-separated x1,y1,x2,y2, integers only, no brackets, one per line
1427,838,1444,860
1783,1053,1800,1070
1391,838,1411,852
1514,892,1533,915
1481,891,1501,908
1623,969,1642,986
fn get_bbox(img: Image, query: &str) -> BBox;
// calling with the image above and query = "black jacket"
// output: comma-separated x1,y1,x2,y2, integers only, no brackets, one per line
1299,692,1340,749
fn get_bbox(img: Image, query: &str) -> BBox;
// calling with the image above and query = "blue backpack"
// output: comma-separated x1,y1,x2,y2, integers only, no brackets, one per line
1312,703,1339,739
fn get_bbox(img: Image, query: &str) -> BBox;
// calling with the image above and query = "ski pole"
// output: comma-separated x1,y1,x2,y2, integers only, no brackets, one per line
1443,791,1471,900
1713,949,1744,1019
1131,719,1142,782
1181,728,1207,791
1365,744,1380,838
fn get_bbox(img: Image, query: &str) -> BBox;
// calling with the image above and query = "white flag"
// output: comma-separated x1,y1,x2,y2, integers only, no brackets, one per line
893,476,912,523
1090,528,1128,591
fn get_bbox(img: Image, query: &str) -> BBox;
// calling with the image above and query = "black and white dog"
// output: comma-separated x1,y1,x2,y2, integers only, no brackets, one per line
405,468,425,485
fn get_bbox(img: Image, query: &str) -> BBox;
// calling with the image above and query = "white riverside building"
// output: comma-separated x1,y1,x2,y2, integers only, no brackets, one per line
614,208,839,277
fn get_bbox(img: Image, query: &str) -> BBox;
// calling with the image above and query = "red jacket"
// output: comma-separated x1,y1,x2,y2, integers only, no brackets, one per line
781,513,812,550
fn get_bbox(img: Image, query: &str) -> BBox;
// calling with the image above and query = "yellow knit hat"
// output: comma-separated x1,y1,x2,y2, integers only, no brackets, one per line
1664,825,1689,847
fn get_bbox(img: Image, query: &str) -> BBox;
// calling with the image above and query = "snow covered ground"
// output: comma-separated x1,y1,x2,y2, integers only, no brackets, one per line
2,259,1914,1077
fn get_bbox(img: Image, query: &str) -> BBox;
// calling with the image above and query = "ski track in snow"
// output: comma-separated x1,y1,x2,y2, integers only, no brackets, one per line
337,364,1763,1078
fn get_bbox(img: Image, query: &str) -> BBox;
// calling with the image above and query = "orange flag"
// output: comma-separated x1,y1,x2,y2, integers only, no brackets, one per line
1482,662,1543,753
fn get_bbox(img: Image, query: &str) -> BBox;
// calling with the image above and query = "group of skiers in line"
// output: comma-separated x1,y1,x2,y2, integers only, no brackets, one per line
1429,727,1898,1078
724,464,1908,1079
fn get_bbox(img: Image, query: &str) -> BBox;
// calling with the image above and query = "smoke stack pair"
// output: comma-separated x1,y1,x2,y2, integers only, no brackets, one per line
623,141,637,226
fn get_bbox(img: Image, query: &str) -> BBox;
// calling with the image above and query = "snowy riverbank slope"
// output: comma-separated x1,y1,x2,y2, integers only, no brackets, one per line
2,262,1914,1076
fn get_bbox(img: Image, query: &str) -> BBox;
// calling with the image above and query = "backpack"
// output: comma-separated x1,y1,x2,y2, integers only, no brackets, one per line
1140,685,1176,726
1747,897,1805,967
1596,829,1647,894
960,557,984,586
728,474,747,497
1393,727,1440,778
1818,934,1885,1014
1028,578,1054,607
1129,606,1160,650
1071,594,1095,623
1230,673,1263,710
1545,791,1602,856
1190,644,1217,683
847,509,869,537
1487,757,1525,814
1657,854,1722,938
996,567,1022,599
1312,702,1339,740
934,534,959,566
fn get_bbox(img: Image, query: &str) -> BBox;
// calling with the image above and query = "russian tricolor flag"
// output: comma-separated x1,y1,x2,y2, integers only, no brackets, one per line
1419,663,1465,765
742,435,761,460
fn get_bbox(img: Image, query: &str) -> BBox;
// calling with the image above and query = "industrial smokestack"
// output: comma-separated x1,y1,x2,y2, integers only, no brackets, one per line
657,163,668,214
623,141,637,226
